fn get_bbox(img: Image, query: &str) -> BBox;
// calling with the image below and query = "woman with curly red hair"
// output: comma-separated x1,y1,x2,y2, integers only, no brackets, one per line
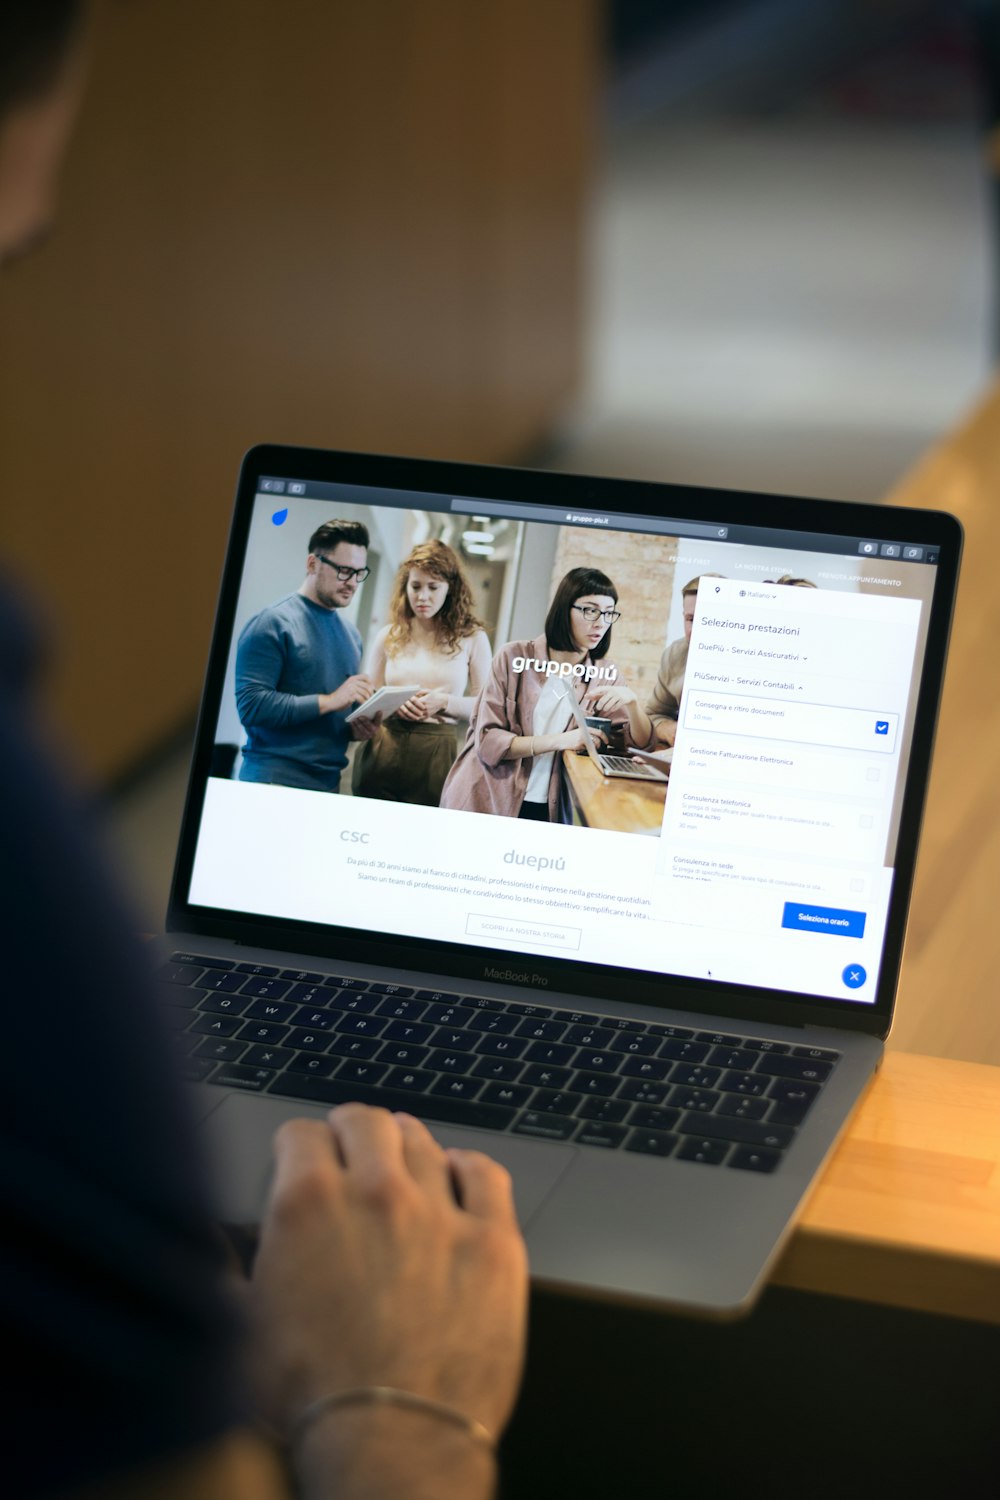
352,539,492,805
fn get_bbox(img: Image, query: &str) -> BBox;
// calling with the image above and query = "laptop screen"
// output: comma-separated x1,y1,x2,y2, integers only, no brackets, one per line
179,452,956,1019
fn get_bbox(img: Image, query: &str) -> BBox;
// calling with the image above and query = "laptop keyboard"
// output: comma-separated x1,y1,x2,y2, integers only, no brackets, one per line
160,954,840,1175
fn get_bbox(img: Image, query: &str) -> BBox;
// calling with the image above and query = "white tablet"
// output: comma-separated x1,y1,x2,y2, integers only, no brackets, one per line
345,684,421,723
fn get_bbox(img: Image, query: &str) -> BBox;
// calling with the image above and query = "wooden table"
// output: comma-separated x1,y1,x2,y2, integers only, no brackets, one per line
561,749,667,833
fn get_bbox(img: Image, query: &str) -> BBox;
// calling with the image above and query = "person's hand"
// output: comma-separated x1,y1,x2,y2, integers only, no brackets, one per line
585,685,636,716
251,1105,528,1442
395,688,447,721
321,674,374,715
400,687,449,720
350,710,382,741
557,725,606,753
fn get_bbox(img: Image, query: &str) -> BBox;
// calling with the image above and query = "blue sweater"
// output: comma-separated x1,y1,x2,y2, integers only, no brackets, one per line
235,592,363,792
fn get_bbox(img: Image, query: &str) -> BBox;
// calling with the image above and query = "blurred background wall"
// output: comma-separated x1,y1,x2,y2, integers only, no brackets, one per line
0,0,991,794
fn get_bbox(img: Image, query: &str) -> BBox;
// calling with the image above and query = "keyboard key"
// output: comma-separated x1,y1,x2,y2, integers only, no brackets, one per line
469,1012,520,1035
506,1003,553,1018
239,1020,291,1045
755,1055,833,1083
629,1105,680,1132
708,1046,758,1070
658,1039,710,1064
245,998,298,1023
179,1055,218,1082
481,1081,532,1109
476,1035,528,1059
326,976,370,990
239,976,290,1000
610,1033,660,1056
466,996,504,1012
647,1023,694,1039
375,997,429,1021
244,1044,294,1069
514,1017,568,1043
428,1049,474,1075
200,969,246,993
285,983,329,1006
328,1034,382,1061
571,1049,616,1072
530,1088,584,1116
521,1063,573,1091
744,1038,790,1054
472,1056,524,1083
415,990,461,1005
604,1017,645,1032
719,1070,768,1097
716,1094,769,1121
191,1012,242,1038
334,1014,387,1037
696,1031,742,1047
565,1024,616,1049
676,1137,729,1165
668,1064,720,1089
293,1009,336,1031
792,1046,840,1063
575,1122,628,1149
523,1041,574,1067
618,1079,669,1105
281,969,325,983
170,951,235,970
267,1077,518,1133
197,992,250,1017
378,1042,431,1069
668,1086,720,1112
625,1129,678,1157
158,962,205,985
579,1096,630,1123
162,986,203,1009
571,1071,619,1097
237,962,280,976
430,1027,478,1051
325,990,380,1014
213,1063,275,1093
336,1060,389,1087
287,1053,337,1077
513,1112,576,1141
729,1146,782,1173
620,1057,668,1081
767,1078,820,1110
382,1019,433,1045
430,1075,484,1101
678,1113,793,1150
193,1036,247,1062
368,982,415,997
287,1028,333,1052
386,1066,436,1092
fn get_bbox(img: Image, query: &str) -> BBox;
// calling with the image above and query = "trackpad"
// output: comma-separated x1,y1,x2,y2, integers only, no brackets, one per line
200,1091,575,1227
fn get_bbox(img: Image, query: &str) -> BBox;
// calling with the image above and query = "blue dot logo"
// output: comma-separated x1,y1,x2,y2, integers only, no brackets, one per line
842,964,867,990
271,508,288,526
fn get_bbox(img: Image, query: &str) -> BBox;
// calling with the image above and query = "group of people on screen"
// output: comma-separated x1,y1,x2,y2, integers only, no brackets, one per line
234,518,732,822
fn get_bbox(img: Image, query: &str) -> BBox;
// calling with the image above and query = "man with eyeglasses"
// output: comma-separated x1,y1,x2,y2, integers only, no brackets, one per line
236,519,380,791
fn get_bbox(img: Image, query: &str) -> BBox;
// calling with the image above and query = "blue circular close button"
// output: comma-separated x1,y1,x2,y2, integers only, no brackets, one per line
842,964,867,990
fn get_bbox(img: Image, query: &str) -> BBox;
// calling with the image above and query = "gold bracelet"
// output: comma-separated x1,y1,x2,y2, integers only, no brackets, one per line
290,1385,496,1456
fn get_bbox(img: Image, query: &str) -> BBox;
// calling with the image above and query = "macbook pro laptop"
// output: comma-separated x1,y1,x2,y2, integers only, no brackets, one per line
564,687,670,783
161,445,961,1317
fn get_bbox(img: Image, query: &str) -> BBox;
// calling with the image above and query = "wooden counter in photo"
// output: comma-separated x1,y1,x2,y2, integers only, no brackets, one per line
561,749,668,834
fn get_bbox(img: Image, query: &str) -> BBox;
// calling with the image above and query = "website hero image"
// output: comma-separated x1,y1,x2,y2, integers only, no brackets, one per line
188,489,932,1003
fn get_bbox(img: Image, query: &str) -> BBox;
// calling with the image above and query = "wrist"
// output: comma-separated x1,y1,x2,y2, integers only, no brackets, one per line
296,1400,496,1500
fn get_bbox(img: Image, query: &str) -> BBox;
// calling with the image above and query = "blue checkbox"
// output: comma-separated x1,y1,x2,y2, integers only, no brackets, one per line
875,721,889,735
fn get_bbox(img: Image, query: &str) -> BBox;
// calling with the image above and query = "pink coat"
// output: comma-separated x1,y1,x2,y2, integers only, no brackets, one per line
439,634,646,820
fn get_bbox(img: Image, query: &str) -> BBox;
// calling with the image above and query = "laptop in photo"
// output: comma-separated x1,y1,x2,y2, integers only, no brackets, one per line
161,444,961,1317
564,687,670,782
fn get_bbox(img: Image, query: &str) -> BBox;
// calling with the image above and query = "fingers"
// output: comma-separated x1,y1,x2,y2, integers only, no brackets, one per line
395,1112,455,1198
447,1148,518,1226
268,1117,344,1218
328,1102,407,1181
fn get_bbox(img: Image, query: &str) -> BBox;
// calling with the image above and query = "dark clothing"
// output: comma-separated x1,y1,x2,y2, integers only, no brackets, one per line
1,577,240,1497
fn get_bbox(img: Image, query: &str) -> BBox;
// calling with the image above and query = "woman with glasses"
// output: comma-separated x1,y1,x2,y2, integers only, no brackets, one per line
352,540,492,806
440,566,654,822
